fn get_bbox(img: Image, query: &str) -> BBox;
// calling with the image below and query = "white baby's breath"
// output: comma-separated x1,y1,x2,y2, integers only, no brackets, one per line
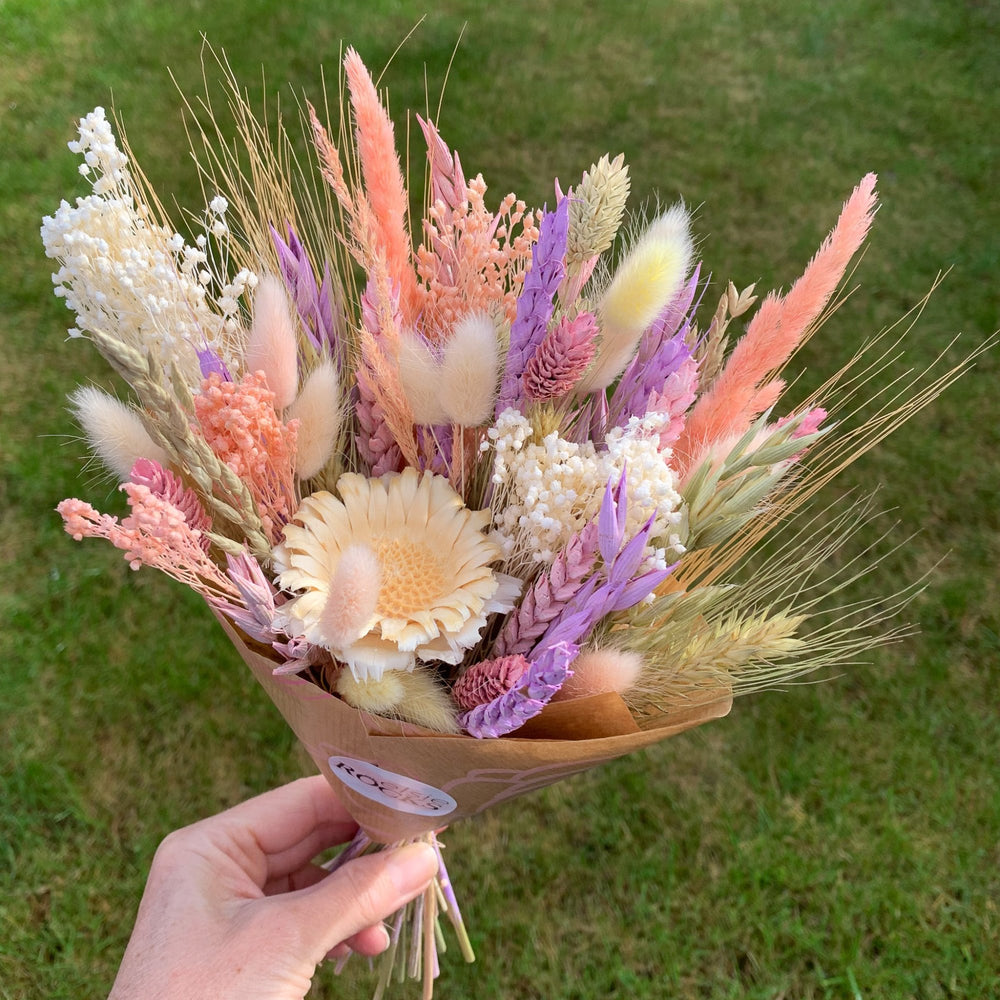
41,107,254,383
489,408,685,569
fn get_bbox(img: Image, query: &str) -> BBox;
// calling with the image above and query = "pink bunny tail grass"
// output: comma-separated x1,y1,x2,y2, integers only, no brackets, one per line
344,48,421,326
677,174,877,475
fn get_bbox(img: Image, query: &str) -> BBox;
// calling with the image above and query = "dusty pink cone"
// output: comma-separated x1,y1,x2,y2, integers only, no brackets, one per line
522,311,598,402
452,654,532,710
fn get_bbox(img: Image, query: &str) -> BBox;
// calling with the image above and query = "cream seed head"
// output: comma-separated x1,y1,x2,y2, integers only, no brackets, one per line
286,358,341,479
576,203,694,394
439,313,500,426
397,332,449,425
246,275,299,409
70,385,170,481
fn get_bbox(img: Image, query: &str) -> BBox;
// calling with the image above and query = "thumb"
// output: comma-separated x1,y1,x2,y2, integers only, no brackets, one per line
274,842,438,959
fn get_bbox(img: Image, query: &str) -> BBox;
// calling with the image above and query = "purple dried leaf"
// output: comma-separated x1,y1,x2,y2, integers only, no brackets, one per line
609,564,676,611
606,515,656,587
270,223,344,366
598,469,628,565
611,266,703,424
197,345,231,381
495,197,570,415
458,642,579,739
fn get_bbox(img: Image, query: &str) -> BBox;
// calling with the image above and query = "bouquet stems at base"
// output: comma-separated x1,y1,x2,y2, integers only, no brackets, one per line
326,830,475,1000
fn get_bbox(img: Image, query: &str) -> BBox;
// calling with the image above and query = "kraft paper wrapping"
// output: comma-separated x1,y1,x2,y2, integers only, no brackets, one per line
219,616,732,843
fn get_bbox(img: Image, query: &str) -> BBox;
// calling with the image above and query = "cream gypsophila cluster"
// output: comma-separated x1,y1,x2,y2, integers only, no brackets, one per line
488,409,686,569
40,107,255,384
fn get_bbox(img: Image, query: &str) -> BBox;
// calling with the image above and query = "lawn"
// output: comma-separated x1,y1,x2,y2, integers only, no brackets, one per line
1,0,998,997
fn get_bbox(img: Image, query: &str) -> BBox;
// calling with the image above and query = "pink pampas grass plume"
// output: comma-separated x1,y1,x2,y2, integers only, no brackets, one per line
344,48,421,326
676,174,877,474
439,314,500,426
551,648,643,702
246,274,299,409
70,386,169,481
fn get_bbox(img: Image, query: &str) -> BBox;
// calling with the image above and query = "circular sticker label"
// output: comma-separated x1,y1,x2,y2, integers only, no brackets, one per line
327,756,458,817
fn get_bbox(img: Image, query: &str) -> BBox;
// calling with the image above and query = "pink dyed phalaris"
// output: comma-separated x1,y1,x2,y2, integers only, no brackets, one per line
522,311,599,402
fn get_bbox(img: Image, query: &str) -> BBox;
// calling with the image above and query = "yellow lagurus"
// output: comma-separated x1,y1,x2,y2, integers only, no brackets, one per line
577,203,693,394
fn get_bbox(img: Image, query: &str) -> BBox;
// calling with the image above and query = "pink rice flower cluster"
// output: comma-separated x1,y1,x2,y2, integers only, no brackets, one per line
129,457,212,549
417,173,539,342
452,654,531,710
193,371,298,542
57,486,240,603
522,311,599,402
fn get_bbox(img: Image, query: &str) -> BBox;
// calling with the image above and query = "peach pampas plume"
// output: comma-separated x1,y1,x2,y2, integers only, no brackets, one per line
577,204,693,394
439,314,500,426
551,648,644,701
246,275,299,409
319,544,381,651
70,386,169,480
286,359,341,479
344,48,421,326
676,174,878,474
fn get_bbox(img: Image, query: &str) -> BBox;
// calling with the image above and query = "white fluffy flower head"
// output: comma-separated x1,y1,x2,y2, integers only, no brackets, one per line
488,408,685,568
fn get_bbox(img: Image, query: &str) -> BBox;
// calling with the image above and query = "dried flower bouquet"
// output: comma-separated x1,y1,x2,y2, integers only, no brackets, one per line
44,46,979,998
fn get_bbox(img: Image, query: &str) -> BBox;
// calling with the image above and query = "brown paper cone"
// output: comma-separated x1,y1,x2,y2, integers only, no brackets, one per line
219,615,732,843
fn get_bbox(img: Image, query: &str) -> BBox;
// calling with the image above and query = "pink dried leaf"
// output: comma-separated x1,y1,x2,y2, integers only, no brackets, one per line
494,522,600,656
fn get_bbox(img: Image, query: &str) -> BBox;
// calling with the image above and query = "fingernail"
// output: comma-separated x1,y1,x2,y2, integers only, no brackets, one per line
375,924,391,951
385,843,437,896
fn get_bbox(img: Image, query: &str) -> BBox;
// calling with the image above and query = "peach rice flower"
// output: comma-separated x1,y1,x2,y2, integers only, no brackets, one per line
272,468,520,680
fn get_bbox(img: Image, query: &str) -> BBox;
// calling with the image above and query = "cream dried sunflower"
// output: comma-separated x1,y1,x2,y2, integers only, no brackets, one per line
273,468,520,680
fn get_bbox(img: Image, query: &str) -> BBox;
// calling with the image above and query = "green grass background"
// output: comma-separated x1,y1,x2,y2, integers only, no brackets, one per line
2,0,998,997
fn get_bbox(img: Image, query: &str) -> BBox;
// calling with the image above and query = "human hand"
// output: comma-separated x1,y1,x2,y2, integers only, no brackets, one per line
108,776,438,1000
